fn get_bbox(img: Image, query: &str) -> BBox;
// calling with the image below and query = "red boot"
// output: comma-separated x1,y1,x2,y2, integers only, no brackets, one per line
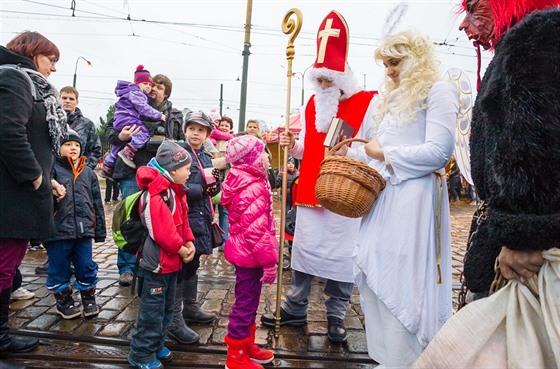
247,323,274,364
224,334,263,369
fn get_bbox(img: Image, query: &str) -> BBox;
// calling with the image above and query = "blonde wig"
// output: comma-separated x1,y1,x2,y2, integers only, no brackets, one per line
374,30,439,126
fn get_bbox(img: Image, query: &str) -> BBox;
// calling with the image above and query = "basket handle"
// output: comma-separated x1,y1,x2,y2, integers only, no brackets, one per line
327,137,370,157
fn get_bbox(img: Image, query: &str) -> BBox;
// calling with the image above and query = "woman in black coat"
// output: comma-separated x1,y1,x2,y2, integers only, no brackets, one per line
0,31,67,355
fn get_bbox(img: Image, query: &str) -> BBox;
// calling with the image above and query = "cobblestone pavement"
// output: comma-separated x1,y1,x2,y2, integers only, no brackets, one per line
10,196,476,366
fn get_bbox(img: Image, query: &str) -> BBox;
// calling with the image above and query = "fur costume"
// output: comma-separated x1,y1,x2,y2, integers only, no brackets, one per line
464,8,560,293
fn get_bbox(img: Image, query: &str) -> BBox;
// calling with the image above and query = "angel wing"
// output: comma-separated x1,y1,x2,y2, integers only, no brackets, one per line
381,1,409,38
445,68,473,185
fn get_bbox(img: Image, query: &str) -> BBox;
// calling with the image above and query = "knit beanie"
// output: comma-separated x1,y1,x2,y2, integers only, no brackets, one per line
61,128,82,147
156,140,191,172
134,64,153,85
225,135,265,166
208,108,221,123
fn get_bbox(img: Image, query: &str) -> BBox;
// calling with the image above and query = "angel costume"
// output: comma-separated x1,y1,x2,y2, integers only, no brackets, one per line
352,81,458,367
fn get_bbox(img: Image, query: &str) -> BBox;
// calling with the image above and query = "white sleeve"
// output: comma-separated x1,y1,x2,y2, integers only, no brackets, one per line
383,81,458,181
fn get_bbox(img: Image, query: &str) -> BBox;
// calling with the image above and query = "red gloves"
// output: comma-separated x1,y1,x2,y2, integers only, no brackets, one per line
260,266,277,284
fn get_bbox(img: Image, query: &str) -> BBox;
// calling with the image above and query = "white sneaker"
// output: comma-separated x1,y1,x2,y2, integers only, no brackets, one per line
10,287,35,300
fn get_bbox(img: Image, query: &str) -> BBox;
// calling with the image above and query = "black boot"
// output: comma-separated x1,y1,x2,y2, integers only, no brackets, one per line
0,287,39,354
168,281,199,344
34,260,48,275
167,324,199,345
181,275,216,325
53,286,81,319
80,288,99,317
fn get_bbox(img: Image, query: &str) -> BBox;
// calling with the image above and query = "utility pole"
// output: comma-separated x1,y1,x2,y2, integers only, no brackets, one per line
219,83,223,115
238,0,253,132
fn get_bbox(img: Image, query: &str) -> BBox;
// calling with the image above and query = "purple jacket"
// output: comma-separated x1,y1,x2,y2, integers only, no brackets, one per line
221,164,278,269
113,80,162,131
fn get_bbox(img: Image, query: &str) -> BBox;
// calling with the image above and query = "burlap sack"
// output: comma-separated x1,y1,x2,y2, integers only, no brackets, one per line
411,248,560,369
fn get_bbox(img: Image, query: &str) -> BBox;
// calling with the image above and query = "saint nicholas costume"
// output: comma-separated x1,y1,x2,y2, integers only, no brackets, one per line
261,10,377,343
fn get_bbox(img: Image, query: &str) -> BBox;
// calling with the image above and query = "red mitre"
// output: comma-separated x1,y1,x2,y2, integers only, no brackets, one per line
313,10,349,74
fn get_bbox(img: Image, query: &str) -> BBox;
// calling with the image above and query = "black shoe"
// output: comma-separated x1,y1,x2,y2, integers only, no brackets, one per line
34,262,48,275
260,308,307,328
182,307,217,325
327,316,347,343
0,336,39,354
167,325,199,345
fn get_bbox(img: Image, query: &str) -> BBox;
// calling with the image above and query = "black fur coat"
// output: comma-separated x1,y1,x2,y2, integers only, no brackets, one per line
464,8,560,293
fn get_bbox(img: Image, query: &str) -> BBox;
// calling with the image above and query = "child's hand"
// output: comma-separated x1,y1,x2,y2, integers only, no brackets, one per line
260,266,277,284
179,242,195,263
161,114,167,122
51,179,66,201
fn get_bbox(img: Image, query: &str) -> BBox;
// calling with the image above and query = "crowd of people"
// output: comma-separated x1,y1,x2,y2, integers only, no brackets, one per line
1,1,559,368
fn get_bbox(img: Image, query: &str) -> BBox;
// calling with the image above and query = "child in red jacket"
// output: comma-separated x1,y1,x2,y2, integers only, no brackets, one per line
128,140,196,369
221,135,278,369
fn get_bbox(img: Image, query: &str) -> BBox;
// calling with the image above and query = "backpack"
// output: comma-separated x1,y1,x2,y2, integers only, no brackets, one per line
112,189,172,254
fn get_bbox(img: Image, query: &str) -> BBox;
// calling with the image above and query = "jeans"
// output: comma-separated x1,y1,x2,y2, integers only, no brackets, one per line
129,269,177,364
283,269,353,320
117,177,141,274
0,238,27,290
44,238,98,292
218,203,229,243
228,266,263,339
449,176,462,200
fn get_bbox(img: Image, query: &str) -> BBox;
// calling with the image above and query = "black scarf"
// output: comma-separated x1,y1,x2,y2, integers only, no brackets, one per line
25,69,67,153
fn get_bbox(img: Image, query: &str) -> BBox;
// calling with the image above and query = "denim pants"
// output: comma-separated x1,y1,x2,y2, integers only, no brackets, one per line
129,269,177,364
117,177,140,274
218,203,229,243
44,238,98,292
227,266,263,339
0,238,28,291
283,269,353,320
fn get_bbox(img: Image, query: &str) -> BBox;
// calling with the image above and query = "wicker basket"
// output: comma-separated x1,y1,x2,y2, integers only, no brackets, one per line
315,138,386,218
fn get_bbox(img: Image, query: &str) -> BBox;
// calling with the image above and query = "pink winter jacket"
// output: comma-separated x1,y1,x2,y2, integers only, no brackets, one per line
221,164,278,269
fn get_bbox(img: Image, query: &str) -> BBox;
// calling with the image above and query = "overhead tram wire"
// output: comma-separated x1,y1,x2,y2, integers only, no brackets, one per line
4,7,475,55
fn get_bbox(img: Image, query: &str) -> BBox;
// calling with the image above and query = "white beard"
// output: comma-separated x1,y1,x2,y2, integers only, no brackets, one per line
314,86,342,133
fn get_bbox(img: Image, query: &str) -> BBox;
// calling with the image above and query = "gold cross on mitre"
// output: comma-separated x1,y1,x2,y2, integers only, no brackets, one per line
317,18,340,63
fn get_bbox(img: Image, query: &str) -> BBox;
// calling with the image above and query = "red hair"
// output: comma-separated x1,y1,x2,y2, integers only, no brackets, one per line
460,0,560,43
6,31,60,60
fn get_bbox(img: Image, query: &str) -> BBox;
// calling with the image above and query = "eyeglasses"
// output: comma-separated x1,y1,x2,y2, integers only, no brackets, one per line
47,55,58,66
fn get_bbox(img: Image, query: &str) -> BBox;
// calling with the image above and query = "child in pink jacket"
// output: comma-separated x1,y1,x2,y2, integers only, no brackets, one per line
221,135,278,369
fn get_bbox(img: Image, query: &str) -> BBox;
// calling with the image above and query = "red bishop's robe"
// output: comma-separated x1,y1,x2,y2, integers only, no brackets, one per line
296,90,376,207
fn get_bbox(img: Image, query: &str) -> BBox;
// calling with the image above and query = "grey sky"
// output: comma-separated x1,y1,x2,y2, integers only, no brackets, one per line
1,0,490,131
